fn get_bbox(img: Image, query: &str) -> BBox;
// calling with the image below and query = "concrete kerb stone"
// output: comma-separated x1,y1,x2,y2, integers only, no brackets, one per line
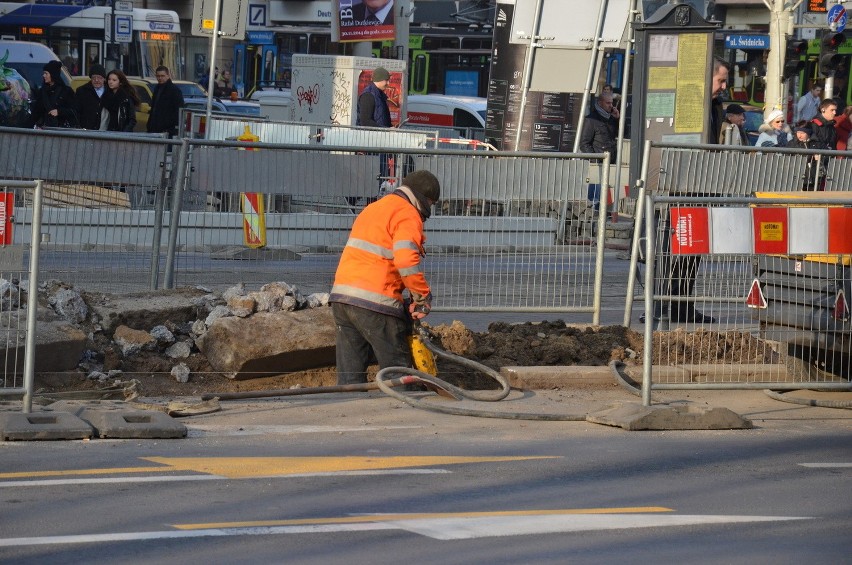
501,366,614,389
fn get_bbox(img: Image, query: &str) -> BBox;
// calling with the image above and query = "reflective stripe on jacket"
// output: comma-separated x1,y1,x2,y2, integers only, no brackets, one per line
330,192,432,318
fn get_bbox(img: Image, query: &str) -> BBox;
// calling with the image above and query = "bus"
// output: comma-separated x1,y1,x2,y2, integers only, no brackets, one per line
237,26,493,98
0,2,180,79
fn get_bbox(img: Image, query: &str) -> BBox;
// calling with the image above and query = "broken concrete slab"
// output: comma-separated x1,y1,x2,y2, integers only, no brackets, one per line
0,313,86,374
586,401,753,431
210,246,304,261
196,307,336,379
88,287,209,336
0,411,93,441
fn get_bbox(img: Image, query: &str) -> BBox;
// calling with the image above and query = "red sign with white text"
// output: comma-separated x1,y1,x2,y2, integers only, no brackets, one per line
670,207,710,254
0,192,14,246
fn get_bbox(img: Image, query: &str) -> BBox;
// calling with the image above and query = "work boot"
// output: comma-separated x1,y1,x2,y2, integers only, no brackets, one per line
670,303,716,324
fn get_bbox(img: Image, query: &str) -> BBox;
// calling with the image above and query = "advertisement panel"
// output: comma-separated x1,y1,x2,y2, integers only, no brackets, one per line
336,0,396,42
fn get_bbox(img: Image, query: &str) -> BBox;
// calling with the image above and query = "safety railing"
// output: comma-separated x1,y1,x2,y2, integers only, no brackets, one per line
0,179,44,413
638,193,852,405
624,141,852,326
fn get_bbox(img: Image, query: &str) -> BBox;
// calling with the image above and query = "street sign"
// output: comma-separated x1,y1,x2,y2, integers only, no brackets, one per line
828,4,847,33
115,1,133,13
104,14,112,42
115,15,132,43
192,0,247,40
724,34,769,50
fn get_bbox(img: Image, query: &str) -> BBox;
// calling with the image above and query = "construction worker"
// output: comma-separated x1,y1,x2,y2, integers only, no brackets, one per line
329,170,440,385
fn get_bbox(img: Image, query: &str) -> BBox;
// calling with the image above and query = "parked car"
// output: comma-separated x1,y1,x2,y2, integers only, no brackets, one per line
406,94,486,129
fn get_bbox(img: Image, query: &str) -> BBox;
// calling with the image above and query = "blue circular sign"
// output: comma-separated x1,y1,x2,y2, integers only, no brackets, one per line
828,4,847,33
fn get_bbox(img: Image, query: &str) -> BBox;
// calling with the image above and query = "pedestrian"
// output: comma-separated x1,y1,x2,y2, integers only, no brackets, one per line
579,91,618,154
357,66,392,128
795,84,822,123
718,103,747,145
788,122,822,191
103,69,139,132
649,56,729,325
329,170,440,386
756,109,792,147
213,69,236,98
75,63,108,130
146,65,184,137
833,104,852,151
357,66,394,189
31,60,77,129
809,98,838,151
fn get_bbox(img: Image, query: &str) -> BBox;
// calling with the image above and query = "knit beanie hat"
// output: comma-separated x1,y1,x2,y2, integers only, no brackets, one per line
43,60,63,84
372,67,390,82
764,109,784,125
402,170,440,202
89,64,107,79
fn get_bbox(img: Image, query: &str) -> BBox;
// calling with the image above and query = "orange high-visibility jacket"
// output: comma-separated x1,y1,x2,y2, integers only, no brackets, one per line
330,192,432,318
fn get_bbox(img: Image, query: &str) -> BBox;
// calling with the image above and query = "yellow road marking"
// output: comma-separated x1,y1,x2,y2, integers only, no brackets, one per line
142,456,556,478
0,456,556,480
174,507,675,530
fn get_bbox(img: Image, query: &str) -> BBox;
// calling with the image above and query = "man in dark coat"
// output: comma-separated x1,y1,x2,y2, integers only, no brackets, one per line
579,91,618,154
75,64,108,130
809,98,838,151
31,60,77,128
146,66,184,137
356,66,391,128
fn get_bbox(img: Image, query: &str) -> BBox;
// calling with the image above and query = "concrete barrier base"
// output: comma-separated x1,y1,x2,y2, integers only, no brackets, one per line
0,411,93,441
49,400,187,439
586,402,753,431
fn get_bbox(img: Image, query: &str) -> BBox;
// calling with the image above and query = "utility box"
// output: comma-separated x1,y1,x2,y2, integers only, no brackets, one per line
290,55,406,126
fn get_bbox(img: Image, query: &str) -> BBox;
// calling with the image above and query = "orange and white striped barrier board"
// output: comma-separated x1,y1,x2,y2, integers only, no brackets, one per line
241,192,266,249
670,206,852,255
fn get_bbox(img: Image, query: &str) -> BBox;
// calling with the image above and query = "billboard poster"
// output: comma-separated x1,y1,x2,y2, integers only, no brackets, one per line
337,0,396,42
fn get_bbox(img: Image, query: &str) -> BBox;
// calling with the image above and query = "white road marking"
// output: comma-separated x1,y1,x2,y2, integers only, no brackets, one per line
185,424,419,437
0,469,449,488
0,514,811,548
799,463,852,468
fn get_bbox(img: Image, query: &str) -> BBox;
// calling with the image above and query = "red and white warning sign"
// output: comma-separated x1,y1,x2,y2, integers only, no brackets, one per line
0,192,14,246
745,278,767,309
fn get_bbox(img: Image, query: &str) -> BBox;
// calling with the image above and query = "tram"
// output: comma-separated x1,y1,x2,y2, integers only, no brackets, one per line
0,2,181,78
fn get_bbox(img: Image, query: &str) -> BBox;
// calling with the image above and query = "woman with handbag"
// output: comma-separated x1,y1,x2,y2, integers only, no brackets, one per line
103,69,139,132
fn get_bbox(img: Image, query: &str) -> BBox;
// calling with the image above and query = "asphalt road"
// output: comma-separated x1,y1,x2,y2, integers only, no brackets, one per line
2,390,850,564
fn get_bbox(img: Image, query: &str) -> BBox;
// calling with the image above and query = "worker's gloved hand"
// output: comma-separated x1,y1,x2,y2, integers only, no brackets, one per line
409,300,431,320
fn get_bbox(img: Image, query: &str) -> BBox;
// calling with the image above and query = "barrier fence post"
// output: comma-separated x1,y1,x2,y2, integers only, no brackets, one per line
592,151,611,326
642,193,655,407
164,139,190,289
624,140,652,326
21,180,43,414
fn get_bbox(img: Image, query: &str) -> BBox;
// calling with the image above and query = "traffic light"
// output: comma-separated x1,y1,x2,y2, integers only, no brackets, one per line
784,39,808,80
819,30,846,76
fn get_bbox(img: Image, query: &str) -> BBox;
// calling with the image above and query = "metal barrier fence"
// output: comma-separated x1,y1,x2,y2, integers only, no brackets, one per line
0,126,611,321
0,127,174,293
638,193,852,405
169,138,610,321
0,179,44,413
624,141,852,326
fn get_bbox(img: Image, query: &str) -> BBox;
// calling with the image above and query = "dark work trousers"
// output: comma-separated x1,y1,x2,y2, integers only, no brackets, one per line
653,207,701,320
332,302,412,385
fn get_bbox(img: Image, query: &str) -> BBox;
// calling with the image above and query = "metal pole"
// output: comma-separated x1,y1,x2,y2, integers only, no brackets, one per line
623,140,652,326
204,0,223,140
164,140,189,289
592,151,611,326
22,180,44,414
573,0,609,152
642,192,655,407
513,0,545,151
612,0,638,216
